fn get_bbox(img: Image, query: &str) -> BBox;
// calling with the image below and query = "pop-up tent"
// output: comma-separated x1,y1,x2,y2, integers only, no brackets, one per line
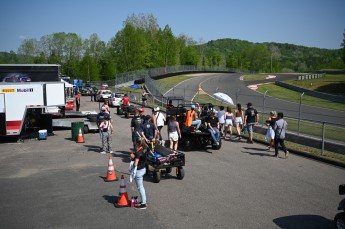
129,84,141,89
61,79,73,88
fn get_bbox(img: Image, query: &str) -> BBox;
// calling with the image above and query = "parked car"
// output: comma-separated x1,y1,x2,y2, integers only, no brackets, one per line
80,87,92,96
109,93,124,107
96,90,112,102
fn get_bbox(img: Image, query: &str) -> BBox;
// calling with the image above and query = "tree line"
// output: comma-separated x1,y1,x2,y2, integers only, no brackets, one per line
0,14,344,82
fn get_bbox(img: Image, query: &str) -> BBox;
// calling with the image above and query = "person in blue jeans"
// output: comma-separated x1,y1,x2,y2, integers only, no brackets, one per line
130,138,148,209
206,111,220,145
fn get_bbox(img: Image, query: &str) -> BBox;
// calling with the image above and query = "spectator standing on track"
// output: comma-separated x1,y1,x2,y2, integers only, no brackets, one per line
131,109,144,150
99,116,113,154
75,91,81,112
141,90,148,107
224,106,234,139
217,106,226,138
130,138,148,209
154,107,166,145
206,111,220,145
274,112,289,159
234,103,244,140
265,111,277,151
244,102,259,144
167,115,181,151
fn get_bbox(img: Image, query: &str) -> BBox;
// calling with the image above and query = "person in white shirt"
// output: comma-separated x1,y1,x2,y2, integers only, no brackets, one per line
154,107,166,145
217,106,226,138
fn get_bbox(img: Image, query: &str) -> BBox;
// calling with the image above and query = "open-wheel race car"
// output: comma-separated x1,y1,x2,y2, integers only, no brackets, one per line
165,97,222,151
145,144,185,183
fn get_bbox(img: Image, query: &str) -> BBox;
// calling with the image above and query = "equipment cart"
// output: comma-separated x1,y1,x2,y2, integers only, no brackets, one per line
146,144,185,183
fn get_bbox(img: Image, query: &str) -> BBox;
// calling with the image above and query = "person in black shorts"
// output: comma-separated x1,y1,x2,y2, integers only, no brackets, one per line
244,102,259,144
131,109,144,150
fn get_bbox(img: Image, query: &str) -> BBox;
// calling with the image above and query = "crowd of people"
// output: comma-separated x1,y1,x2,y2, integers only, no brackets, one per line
90,94,289,209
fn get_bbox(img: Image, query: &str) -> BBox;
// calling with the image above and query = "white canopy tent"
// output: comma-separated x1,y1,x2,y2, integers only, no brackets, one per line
60,79,73,88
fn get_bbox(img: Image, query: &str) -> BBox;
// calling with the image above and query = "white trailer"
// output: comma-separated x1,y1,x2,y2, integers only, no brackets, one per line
0,82,65,136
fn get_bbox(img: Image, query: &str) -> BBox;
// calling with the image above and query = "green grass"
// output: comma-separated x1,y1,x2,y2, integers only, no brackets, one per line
243,74,269,81
156,74,200,94
256,83,345,111
252,133,345,163
286,74,345,96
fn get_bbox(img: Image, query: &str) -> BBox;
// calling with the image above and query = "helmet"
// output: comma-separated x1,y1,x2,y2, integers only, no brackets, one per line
138,107,144,113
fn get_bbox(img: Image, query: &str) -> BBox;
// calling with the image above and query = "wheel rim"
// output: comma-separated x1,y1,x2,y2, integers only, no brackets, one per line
337,218,345,229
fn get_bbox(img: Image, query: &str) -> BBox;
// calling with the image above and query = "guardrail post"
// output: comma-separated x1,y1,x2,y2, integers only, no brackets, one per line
321,122,325,156
298,92,304,135
236,89,240,105
262,90,268,126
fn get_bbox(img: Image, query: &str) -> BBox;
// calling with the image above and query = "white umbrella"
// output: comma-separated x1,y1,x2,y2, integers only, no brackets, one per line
213,92,234,105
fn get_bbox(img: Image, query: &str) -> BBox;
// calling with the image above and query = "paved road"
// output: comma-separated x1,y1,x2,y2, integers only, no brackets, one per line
0,96,344,229
164,73,345,125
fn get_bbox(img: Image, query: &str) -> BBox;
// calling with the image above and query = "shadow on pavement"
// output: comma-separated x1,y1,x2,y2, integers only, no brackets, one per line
84,144,101,153
241,149,273,157
114,150,132,163
273,215,333,229
103,195,118,205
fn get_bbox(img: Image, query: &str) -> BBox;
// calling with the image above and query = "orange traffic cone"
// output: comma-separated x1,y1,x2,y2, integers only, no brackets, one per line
114,175,129,208
104,156,117,182
76,128,85,143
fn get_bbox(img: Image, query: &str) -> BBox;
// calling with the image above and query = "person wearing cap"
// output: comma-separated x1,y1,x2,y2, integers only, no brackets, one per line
154,107,166,144
191,105,202,131
130,108,144,150
244,102,259,144
185,105,201,131
206,111,220,145
138,107,145,121
140,115,157,147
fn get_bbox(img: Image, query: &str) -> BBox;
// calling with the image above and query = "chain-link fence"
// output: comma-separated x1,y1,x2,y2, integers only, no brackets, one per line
92,66,345,156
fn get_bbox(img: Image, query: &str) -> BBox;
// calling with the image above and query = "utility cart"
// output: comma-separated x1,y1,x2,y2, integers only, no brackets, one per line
146,144,185,183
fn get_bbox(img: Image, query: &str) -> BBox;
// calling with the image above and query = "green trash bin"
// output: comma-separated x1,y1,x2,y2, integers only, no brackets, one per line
71,121,84,141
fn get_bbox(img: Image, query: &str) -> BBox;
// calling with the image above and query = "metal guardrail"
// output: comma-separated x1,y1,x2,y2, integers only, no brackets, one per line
93,66,345,155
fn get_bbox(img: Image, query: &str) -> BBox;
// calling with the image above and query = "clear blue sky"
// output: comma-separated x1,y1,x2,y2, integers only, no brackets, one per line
1,0,344,52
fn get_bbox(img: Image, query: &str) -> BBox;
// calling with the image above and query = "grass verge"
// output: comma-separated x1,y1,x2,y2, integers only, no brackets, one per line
256,83,345,111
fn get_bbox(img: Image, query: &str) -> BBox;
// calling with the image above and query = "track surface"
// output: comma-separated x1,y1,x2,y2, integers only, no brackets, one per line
164,73,345,125
0,94,344,229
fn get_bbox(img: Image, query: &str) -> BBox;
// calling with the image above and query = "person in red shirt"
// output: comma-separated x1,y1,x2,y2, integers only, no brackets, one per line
75,91,81,111
122,94,130,107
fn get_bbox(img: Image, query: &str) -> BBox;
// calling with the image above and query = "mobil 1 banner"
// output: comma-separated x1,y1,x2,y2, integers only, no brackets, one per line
0,65,60,82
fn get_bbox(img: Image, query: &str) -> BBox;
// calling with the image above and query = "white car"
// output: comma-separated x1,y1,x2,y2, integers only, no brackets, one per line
96,90,112,102
109,93,124,107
